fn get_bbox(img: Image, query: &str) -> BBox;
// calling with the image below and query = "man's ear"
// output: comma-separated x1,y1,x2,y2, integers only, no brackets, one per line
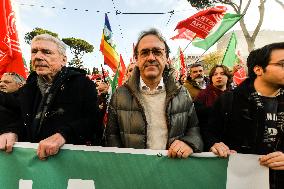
18,83,24,88
253,65,263,76
166,57,171,66
62,55,67,66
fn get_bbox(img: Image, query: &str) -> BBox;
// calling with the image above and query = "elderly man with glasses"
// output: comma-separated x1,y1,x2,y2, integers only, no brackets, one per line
0,34,100,160
106,28,203,158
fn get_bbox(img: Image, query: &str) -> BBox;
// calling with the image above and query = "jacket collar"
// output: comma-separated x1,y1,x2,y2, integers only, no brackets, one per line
125,64,181,98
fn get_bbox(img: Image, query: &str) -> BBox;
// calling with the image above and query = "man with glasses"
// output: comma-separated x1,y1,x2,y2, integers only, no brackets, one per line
0,34,100,160
0,72,25,93
205,42,284,189
106,28,203,158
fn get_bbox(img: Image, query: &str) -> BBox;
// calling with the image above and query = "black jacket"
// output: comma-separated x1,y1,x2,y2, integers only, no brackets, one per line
1,67,101,145
0,92,21,134
205,78,284,189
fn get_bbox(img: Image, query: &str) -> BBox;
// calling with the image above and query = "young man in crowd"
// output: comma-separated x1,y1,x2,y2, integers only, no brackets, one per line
206,42,284,189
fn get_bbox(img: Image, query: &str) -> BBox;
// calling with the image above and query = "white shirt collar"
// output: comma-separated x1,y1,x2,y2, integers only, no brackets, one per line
139,76,165,91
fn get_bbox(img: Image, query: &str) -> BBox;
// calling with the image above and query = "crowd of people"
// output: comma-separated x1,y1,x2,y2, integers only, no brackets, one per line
0,28,283,188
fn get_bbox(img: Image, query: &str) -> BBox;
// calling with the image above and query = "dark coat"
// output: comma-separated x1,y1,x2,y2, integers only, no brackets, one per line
0,92,21,135
194,84,227,139
205,78,284,189
1,67,101,145
106,65,203,152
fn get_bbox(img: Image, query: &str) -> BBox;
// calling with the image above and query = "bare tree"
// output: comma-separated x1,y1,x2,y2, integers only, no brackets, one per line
275,0,284,9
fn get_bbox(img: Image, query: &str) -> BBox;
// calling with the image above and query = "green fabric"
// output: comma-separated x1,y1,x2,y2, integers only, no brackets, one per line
0,147,228,189
173,47,181,71
111,63,120,93
192,13,242,50
222,32,238,69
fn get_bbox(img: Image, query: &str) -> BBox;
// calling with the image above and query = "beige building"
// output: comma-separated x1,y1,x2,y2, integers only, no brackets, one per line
217,30,284,57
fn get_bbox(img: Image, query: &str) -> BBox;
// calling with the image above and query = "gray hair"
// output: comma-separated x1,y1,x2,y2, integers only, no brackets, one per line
31,34,67,56
3,72,26,85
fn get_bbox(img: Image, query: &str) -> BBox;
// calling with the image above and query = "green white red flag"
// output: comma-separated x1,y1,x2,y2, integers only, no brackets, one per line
192,13,242,51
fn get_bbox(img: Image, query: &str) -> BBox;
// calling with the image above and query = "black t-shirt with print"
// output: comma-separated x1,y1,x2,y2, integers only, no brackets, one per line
260,96,278,154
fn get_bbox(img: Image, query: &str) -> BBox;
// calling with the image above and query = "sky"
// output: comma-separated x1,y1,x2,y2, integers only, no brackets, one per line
13,0,284,72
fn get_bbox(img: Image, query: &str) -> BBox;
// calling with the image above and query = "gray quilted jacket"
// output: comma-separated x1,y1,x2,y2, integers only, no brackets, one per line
106,65,203,152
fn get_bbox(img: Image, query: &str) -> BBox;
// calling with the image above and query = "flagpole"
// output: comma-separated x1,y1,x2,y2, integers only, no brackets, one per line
193,49,209,64
182,40,193,53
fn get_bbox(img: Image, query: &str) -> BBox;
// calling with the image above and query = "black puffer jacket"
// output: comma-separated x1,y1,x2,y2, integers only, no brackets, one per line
1,67,100,145
106,65,203,152
205,78,284,189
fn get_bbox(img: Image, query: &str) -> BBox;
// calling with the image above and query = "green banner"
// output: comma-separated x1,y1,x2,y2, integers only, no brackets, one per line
0,143,268,189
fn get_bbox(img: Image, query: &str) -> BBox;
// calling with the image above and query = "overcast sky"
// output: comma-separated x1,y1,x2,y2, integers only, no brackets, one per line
14,0,284,71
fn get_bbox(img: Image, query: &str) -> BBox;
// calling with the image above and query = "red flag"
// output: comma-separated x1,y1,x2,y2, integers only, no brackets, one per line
175,6,227,39
233,67,247,85
118,54,126,86
233,51,247,85
171,28,196,41
179,48,186,75
0,0,27,79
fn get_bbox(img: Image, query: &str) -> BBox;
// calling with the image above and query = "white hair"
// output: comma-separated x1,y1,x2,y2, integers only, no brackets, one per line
31,34,67,56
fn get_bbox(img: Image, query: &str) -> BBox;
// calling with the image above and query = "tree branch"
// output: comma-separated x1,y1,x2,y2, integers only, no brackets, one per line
251,0,266,41
275,0,284,9
242,0,252,14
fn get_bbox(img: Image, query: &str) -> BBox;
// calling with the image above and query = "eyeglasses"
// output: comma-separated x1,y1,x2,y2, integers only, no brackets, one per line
138,48,165,58
268,60,284,68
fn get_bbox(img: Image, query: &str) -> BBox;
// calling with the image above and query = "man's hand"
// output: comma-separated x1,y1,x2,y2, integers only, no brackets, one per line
168,140,193,159
259,151,284,170
37,133,66,160
210,142,236,158
0,133,18,153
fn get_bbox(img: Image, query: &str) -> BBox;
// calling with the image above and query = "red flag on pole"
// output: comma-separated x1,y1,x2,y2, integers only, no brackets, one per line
175,6,227,39
171,28,196,41
118,54,126,86
179,48,186,75
233,67,247,85
233,50,247,85
0,0,27,79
